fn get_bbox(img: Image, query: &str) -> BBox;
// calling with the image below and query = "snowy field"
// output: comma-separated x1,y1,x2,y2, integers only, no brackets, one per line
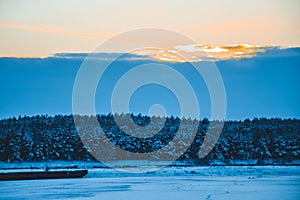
0,165,300,200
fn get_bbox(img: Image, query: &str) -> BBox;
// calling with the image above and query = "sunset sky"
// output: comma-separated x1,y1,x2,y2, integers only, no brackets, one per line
0,0,299,57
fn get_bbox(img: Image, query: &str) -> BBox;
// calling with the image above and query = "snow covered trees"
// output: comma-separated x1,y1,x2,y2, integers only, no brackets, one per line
0,115,299,163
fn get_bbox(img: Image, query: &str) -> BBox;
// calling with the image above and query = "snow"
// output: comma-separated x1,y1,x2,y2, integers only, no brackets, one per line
0,165,299,200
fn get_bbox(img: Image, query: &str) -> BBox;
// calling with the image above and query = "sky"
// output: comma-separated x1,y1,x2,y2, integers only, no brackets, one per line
0,0,299,120
1,48,299,120
0,0,299,57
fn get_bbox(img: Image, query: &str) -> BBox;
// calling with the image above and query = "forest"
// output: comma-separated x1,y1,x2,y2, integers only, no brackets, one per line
0,114,299,165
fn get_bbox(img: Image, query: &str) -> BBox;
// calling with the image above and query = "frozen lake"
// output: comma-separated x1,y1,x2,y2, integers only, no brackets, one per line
1,166,299,200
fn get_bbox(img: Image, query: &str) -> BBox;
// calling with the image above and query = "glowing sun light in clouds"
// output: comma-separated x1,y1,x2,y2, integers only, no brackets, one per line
135,44,268,62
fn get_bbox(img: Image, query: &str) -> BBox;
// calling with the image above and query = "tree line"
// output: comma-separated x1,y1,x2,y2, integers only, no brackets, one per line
0,114,299,163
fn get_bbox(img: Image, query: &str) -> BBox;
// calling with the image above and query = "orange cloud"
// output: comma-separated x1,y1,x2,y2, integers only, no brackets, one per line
143,44,269,62
201,44,267,59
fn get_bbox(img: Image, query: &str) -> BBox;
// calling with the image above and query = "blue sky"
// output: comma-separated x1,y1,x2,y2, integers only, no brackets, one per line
1,47,299,120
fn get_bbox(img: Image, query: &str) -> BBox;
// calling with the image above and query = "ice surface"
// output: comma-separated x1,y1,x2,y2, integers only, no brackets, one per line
0,165,299,200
